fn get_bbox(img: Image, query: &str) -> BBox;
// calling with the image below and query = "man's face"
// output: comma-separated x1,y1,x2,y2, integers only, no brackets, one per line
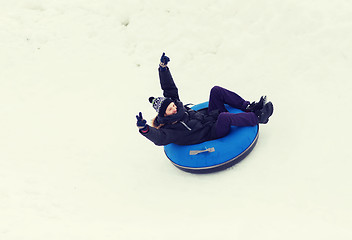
164,102,177,116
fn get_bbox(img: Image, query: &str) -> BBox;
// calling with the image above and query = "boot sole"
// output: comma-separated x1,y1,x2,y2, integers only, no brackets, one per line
260,102,274,124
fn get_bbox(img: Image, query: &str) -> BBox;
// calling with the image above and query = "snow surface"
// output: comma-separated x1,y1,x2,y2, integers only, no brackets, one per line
1,0,352,239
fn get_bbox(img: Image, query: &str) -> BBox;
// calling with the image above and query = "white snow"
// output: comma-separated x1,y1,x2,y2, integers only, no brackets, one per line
1,0,352,239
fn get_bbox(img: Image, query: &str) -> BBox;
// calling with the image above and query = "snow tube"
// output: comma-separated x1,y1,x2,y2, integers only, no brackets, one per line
164,102,259,174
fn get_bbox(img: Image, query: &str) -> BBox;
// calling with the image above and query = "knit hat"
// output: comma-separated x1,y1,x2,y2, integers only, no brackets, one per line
149,97,173,116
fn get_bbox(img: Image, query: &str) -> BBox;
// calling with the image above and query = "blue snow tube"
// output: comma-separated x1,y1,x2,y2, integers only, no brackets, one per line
164,102,259,173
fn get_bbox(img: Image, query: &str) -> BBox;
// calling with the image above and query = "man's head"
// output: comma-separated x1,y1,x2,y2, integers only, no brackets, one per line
149,97,176,116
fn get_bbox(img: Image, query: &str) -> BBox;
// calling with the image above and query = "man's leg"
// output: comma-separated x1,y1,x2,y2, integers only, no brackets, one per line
208,86,250,113
214,112,258,138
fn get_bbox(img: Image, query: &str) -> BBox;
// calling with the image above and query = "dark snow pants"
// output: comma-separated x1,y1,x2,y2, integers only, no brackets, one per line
208,86,258,138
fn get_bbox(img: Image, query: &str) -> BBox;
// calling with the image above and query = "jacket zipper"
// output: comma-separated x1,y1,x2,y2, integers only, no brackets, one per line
180,121,192,131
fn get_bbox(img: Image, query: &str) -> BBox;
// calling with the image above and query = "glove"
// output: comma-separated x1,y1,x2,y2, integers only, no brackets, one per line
159,52,170,70
136,112,148,132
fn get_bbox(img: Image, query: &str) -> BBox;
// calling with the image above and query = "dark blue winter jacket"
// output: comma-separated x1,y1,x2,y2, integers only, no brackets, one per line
140,67,219,146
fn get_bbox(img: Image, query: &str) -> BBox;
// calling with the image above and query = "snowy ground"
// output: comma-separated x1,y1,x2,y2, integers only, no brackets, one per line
1,0,352,239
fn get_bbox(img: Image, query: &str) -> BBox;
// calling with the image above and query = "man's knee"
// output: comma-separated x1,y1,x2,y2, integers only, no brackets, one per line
210,86,223,96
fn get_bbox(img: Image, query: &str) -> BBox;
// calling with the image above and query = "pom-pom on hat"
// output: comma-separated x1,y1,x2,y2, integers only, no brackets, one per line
149,97,173,116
